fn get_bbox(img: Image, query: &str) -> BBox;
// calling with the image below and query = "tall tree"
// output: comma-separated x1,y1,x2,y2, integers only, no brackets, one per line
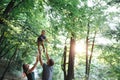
67,37,76,80
0,46,18,80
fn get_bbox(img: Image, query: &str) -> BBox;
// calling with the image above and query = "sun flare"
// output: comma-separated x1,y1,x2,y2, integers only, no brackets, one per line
75,40,85,54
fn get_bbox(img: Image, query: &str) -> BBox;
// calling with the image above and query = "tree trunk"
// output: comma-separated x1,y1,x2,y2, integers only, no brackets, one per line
67,37,75,80
85,23,90,80
88,31,96,79
3,0,15,16
0,46,18,80
63,45,67,80
3,0,23,17
0,31,5,45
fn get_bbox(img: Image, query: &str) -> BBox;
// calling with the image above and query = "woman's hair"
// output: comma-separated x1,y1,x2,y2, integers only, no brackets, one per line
23,64,28,74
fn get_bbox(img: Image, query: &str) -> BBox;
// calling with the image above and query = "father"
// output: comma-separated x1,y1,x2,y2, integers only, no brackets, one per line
38,47,54,80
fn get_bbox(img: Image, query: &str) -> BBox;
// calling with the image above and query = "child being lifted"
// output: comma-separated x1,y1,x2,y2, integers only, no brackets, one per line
37,30,48,53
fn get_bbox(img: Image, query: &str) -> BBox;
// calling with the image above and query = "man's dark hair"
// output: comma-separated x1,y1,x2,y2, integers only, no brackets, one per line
49,59,54,66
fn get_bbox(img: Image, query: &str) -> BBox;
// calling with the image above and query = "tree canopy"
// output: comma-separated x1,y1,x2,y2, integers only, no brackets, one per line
0,0,120,80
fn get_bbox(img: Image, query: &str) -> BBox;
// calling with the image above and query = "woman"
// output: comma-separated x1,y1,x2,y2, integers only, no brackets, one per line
22,55,38,80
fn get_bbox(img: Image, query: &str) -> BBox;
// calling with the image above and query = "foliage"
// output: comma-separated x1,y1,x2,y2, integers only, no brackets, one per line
0,0,120,80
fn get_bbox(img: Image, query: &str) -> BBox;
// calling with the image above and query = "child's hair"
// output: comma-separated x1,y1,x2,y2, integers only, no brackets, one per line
23,64,28,74
42,30,45,33
41,30,45,33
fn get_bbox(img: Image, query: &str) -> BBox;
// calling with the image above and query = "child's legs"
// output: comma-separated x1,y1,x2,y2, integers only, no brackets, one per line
41,41,45,50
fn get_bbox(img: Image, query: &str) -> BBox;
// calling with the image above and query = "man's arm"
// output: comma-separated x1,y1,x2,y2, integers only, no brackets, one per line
45,48,50,62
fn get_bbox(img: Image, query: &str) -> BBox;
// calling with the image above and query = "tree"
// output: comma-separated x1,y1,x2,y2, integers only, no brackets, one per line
0,0,119,79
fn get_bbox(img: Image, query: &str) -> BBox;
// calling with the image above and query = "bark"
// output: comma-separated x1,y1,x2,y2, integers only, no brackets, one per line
0,46,18,80
0,31,5,44
88,31,96,79
85,23,90,80
67,37,75,80
3,0,23,17
62,45,67,80
3,0,15,16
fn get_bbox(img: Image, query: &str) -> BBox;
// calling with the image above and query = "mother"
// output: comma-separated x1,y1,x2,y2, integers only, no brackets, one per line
22,55,38,80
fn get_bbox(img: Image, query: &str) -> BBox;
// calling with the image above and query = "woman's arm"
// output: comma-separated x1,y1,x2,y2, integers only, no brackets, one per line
27,56,38,73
